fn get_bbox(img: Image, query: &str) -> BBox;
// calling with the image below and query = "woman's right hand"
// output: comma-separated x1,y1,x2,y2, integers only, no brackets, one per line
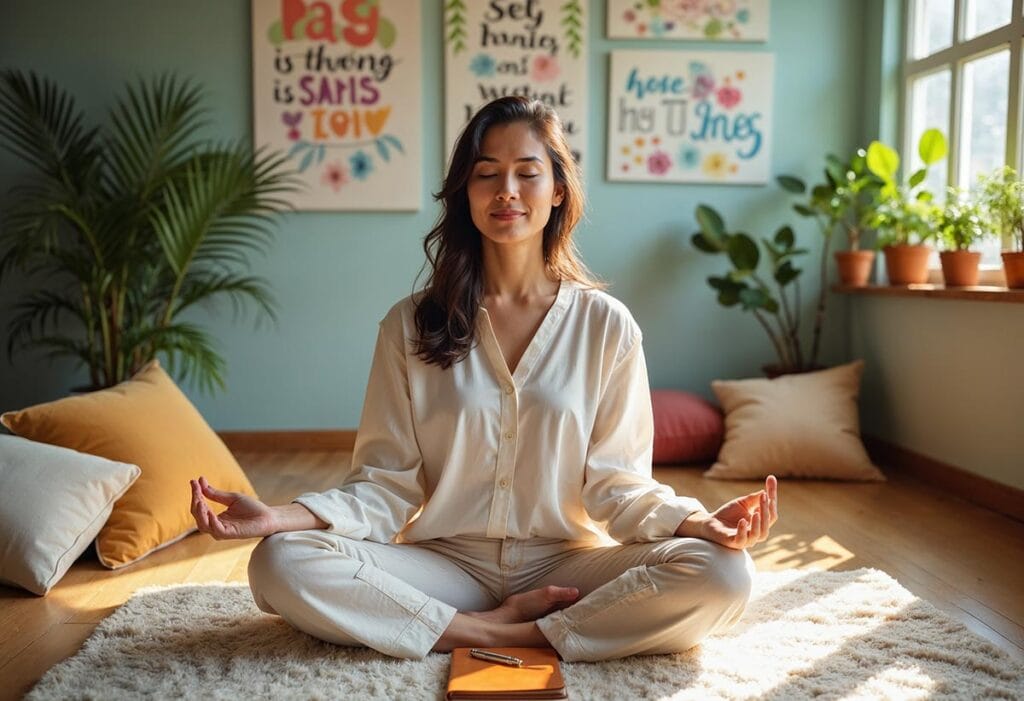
189,475,278,540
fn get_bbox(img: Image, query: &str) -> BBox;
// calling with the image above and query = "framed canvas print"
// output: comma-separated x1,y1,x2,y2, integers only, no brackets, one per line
252,0,422,210
607,50,774,185
607,0,770,41
445,0,588,165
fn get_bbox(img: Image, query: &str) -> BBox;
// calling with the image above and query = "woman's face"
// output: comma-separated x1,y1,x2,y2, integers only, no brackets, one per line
466,121,565,251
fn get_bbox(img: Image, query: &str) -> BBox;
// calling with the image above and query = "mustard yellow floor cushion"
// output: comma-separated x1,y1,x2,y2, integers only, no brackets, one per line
1,360,257,568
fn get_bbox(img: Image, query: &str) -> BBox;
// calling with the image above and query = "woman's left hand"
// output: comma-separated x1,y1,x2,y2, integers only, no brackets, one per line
676,475,778,550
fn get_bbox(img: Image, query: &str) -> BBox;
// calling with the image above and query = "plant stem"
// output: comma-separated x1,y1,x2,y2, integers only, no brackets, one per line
753,309,790,369
809,219,833,368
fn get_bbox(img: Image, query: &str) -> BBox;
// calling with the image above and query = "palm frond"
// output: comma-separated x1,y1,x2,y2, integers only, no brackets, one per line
26,335,92,368
0,70,98,186
122,321,225,393
105,74,207,200
5,288,87,358
173,270,277,327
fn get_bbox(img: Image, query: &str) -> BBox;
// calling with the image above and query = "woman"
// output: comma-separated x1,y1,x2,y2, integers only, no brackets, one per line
189,96,778,662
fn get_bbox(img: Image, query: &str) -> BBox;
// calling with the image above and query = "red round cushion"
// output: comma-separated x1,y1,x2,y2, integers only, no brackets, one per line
650,389,724,465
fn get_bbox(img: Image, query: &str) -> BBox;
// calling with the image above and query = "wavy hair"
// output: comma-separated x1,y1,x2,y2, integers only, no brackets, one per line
412,96,606,369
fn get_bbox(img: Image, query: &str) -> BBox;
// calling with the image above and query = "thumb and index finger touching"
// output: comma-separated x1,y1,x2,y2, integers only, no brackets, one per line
190,475,238,506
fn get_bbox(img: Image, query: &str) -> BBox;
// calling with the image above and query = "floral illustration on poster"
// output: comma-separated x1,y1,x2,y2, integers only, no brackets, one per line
607,51,773,184
251,0,421,211
445,0,587,164
607,0,770,41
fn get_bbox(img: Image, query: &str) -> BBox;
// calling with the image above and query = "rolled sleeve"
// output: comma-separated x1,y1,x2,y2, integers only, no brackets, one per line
581,333,706,543
293,313,425,543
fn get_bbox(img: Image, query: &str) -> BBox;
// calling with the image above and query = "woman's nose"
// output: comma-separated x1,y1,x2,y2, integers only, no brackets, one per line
495,174,519,200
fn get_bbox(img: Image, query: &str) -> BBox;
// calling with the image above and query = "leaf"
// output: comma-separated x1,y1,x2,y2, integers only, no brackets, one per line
918,128,948,165
775,260,801,286
695,204,726,240
776,175,805,194
793,204,815,217
377,17,396,49
727,233,759,271
774,225,795,248
908,167,927,188
298,146,316,173
738,287,771,311
708,276,741,307
691,232,721,253
866,141,899,182
383,135,404,153
315,144,325,164
375,138,390,163
287,140,308,159
825,154,846,184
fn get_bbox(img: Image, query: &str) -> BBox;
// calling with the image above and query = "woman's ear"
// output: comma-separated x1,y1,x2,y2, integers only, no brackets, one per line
552,183,565,208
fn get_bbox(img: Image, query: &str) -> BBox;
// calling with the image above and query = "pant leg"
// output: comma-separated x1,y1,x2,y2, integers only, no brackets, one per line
529,538,755,662
247,530,499,660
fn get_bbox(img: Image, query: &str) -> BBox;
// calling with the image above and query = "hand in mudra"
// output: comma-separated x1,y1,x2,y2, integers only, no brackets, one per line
681,475,779,550
189,475,276,540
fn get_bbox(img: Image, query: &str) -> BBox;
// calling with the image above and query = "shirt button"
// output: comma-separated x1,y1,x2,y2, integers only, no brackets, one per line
504,431,514,440
504,385,514,395
499,480,509,488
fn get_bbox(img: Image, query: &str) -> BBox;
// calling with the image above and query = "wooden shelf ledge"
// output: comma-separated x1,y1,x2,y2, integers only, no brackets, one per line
833,284,1024,304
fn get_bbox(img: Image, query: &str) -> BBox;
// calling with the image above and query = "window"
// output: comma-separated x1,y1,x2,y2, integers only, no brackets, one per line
903,0,1024,270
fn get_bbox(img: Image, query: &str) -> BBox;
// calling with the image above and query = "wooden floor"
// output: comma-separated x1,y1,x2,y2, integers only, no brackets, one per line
2,451,1023,700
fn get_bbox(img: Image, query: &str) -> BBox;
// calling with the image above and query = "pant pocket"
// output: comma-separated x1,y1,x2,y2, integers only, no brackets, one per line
353,562,430,616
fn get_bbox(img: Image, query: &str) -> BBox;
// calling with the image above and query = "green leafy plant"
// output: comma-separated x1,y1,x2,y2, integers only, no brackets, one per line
0,70,296,392
864,128,947,248
779,148,882,252
936,187,990,251
978,165,1024,252
691,202,822,373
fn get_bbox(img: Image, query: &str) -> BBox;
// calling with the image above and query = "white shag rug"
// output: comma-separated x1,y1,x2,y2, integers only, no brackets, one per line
27,568,1023,700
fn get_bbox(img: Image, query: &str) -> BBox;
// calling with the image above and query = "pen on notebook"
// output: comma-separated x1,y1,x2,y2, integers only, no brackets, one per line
469,648,524,667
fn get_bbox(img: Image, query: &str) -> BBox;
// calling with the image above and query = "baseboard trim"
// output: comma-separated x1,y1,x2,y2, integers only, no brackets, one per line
218,430,356,452
864,435,1024,523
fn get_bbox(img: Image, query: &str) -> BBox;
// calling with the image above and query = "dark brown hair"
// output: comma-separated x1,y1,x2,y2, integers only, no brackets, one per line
412,96,606,369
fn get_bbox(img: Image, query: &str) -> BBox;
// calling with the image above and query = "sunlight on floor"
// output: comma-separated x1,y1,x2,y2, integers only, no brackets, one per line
752,533,855,572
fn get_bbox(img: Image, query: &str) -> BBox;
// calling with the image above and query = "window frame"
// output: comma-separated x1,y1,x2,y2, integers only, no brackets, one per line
901,0,1024,279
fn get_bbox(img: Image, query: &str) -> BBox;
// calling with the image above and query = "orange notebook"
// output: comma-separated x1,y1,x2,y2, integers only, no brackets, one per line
446,647,568,700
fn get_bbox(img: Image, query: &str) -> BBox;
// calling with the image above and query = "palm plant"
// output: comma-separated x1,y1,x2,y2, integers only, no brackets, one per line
0,70,296,392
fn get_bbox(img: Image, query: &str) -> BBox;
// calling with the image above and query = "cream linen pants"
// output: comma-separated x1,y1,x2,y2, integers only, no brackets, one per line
247,531,755,662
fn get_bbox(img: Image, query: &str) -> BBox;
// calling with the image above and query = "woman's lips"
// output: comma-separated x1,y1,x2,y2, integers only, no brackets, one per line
491,211,525,221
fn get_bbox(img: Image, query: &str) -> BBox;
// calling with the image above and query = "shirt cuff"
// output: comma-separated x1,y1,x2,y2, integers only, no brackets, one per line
291,493,369,539
639,496,708,540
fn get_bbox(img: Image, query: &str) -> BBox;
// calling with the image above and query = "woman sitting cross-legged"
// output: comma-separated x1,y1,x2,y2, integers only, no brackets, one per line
189,96,778,663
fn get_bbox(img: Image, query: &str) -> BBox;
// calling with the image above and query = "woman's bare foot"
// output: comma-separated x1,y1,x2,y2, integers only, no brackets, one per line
466,585,580,624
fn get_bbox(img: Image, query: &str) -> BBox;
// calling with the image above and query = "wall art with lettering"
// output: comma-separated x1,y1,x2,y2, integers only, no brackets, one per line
252,0,422,210
607,50,773,184
607,0,770,41
445,0,587,164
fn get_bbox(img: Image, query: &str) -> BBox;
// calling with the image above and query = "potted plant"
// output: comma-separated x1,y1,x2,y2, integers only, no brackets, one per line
935,187,989,287
0,70,296,392
978,165,1024,289
691,203,823,377
779,149,883,287
865,129,947,285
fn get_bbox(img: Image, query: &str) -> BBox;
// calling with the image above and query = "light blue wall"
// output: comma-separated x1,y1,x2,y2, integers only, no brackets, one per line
0,0,865,430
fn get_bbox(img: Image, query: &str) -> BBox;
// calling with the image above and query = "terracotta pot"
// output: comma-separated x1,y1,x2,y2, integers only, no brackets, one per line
1003,251,1024,289
882,244,932,285
834,250,875,287
939,250,981,287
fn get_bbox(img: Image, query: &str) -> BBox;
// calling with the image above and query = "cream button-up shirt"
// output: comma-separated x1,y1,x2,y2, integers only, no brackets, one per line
294,279,706,545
